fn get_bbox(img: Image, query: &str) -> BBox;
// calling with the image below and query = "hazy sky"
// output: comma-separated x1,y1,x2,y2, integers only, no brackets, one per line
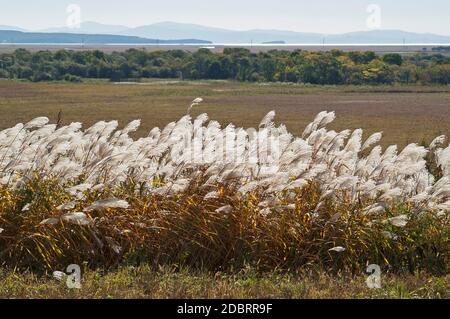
1,0,449,35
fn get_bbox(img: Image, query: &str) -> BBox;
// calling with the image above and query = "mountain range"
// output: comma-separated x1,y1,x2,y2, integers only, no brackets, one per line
0,25,27,32
41,21,130,35
0,30,210,45
2,21,450,44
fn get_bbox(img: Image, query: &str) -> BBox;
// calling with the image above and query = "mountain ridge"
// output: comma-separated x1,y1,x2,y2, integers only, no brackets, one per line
116,22,450,44
0,25,27,32
0,30,211,44
40,21,130,34
1,22,450,44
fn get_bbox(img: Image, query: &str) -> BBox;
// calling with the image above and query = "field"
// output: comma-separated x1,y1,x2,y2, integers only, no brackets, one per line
0,79,449,299
0,80,449,147
1,267,448,299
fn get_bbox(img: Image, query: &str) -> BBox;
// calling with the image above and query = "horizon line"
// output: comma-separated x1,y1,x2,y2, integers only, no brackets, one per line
1,43,450,47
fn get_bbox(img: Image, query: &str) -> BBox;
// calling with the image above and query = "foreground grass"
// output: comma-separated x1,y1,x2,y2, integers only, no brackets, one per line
0,266,448,299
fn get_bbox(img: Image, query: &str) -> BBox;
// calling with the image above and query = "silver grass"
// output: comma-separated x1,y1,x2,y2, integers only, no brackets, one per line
61,212,91,226
329,246,346,253
1,110,448,216
386,215,409,227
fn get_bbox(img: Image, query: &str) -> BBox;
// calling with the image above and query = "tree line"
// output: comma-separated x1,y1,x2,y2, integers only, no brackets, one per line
0,48,449,85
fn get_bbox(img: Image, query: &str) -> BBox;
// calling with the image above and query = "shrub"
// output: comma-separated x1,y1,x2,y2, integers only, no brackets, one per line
63,74,82,83
32,72,53,82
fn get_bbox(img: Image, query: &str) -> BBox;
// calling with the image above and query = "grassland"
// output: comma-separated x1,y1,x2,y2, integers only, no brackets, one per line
0,80,449,147
1,266,448,299
0,79,448,299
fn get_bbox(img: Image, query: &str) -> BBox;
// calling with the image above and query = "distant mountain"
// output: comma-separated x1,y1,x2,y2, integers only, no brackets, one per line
327,30,450,44
0,25,27,32
118,21,450,44
3,21,450,44
0,30,211,44
119,22,320,43
120,22,242,42
40,21,129,35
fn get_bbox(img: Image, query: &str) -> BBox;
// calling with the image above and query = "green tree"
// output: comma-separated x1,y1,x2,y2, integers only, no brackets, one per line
383,53,403,66
260,58,276,81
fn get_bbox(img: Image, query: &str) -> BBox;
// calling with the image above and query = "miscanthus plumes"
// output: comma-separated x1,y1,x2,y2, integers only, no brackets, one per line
0,110,448,216
0,108,448,272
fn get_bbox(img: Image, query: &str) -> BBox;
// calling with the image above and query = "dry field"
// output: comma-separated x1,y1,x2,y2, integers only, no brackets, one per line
0,80,448,147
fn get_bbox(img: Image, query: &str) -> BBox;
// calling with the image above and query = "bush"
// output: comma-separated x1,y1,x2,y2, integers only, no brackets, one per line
32,72,53,82
0,69,9,78
383,53,403,66
63,74,82,82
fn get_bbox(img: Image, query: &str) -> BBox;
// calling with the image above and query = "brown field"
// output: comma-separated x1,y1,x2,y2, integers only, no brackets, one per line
0,80,449,147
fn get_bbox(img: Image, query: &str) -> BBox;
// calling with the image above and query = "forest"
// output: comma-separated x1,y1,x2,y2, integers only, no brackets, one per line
0,48,450,84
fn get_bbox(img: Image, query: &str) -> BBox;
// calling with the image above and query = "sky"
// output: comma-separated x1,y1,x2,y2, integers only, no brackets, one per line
1,0,449,35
